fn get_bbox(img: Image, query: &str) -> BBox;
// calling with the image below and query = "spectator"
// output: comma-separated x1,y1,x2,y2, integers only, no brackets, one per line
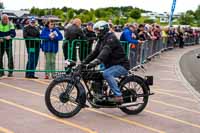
177,27,184,48
64,19,73,29
137,24,146,41
0,14,16,77
120,24,143,68
167,27,175,48
108,19,115,33
56,22,64,30
144,24,154,40
40,20,63,79
23,17,40,79
63,18,85,61
162,27,168,48
83,22,97,54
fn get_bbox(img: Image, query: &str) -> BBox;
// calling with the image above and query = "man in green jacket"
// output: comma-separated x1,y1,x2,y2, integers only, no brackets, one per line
0,14,16,77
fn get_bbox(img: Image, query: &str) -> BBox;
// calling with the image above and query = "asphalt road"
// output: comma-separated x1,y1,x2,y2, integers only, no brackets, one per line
180,48,200,93
1,45,200,133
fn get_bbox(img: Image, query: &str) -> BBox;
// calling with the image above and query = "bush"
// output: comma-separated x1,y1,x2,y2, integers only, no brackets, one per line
144,19,155,24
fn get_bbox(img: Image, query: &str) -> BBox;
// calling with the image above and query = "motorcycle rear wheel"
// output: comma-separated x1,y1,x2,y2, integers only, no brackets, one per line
119,76,149,115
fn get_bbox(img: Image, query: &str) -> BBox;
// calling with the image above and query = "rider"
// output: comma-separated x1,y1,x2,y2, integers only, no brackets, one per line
82,21,129,104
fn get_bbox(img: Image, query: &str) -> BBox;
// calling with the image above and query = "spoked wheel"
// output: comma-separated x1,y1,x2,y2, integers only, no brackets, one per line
119,76,149,115
45,79,83,118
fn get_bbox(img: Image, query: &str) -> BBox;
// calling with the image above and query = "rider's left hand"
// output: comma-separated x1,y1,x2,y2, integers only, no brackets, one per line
87,62,97,69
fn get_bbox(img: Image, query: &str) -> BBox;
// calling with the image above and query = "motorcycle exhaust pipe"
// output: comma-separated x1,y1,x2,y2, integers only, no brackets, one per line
119,102,144,108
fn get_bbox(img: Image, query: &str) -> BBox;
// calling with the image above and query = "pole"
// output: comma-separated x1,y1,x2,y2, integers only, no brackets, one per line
169,0,176,27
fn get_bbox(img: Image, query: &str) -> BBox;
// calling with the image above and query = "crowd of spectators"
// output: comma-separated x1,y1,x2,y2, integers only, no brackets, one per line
0,14,200,79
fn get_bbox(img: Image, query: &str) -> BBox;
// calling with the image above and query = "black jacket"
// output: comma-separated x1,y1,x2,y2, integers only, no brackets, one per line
137,29,146,41
84,32,130,70
83,28,97,42
23,25,40,49
64,24,85,41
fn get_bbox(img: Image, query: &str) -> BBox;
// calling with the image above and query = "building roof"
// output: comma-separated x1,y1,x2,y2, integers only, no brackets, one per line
0,9,30,17
40,15,61,21
0,10,61,21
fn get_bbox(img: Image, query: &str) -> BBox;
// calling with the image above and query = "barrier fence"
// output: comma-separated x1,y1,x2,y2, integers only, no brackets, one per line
0,36,199,75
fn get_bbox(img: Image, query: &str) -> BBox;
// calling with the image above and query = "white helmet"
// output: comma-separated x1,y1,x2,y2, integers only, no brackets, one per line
93,21,110,38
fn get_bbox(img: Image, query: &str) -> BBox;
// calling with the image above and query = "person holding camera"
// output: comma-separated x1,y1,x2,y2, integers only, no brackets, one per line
40,20,63,79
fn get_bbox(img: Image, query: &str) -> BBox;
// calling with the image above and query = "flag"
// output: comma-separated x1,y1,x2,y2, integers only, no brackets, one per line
169,0,176,26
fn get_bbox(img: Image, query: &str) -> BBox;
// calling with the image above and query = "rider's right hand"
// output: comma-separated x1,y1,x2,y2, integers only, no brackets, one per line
86,59,101,69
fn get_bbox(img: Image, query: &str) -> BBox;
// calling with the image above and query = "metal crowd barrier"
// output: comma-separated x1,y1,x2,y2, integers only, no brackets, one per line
0,36,199,74
0,38,66,73
184,36,196,46
120,41,130,58
130,36,200,70
67,39,90,61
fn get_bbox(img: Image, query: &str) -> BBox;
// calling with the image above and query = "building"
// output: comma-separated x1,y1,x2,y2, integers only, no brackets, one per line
0,10,62,29
142,11,180,23
0,9,30,18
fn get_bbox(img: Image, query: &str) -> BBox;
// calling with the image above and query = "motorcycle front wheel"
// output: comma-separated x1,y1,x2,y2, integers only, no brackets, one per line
45,78,83,118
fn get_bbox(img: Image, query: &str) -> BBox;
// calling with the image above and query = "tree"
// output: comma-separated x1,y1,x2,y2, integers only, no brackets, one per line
67,9,75,20
195,5,200,26
179,12,194,25
186,10,195,16
38,9,45,16
94,9,102,18
61,6,68,12
0,2,4,9
76,9,88,15
30,7,40,16
113,17,120,25
130,9,141,21
53,9,63,18
144,19,154,24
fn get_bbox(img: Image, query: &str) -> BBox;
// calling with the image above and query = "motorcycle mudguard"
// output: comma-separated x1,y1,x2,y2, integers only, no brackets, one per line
120,75,151,91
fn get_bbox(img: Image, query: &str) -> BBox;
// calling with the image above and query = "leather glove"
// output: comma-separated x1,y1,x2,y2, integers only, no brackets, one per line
87,59,101,69
79,63,87,69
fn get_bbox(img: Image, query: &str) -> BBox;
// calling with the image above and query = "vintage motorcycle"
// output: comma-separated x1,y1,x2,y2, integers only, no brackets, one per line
45,59,154,118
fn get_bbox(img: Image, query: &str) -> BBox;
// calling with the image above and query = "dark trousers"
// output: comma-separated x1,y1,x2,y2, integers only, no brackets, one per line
129,48,137,68
0,42,14,75
179,39,184,48
63,42,70,60
25,48,40,77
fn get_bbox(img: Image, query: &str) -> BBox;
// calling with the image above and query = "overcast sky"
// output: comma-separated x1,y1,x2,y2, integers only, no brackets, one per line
1,0,200,13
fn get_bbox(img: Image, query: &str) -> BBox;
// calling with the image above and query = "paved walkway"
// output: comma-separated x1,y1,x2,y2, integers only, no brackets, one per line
0,45,200,133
